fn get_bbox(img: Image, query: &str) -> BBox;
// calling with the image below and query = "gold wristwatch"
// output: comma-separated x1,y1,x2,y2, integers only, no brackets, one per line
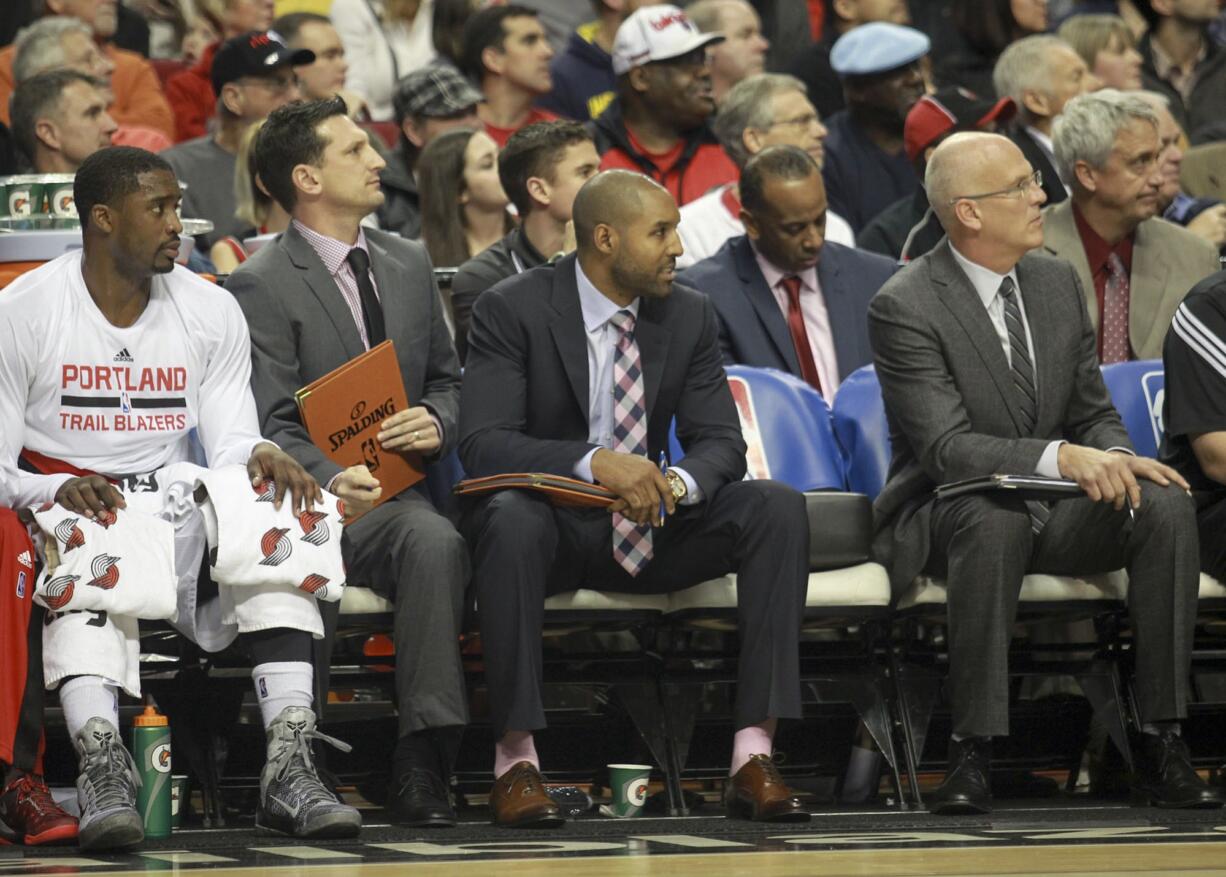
664,468,688,502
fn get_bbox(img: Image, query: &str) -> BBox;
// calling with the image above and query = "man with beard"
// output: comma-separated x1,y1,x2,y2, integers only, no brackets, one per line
821,21,930,233
590,4,737,206
459,170,811,827
1042,90,1218,362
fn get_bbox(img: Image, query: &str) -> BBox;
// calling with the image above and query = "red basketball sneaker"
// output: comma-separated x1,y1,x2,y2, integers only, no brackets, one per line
0,772,78,845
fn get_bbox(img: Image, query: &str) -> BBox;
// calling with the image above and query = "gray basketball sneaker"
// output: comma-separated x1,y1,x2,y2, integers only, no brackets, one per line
73,717,144,851
257,706,361,838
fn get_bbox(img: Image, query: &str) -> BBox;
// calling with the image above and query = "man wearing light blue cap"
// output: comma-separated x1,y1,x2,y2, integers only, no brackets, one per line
821,21,930,234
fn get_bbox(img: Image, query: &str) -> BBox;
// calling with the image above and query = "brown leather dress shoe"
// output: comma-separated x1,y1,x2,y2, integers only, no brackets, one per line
490,762,565,828
723,754,810,822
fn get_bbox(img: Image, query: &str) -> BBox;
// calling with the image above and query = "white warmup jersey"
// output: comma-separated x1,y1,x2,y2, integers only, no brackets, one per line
0,251,267,508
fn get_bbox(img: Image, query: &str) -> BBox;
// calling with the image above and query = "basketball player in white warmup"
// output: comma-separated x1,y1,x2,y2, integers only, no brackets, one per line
0,147,359,850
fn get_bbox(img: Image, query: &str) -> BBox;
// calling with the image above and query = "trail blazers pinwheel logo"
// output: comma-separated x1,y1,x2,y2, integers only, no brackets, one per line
297,510,330,546
93,509,117,529
254,480,276,502
87,554,121,590
259,527,292,567
42,574,78,610
299,573,329,598
54,518,85,552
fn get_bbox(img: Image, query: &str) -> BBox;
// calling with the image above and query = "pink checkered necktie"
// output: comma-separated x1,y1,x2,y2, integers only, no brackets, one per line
609,310,653,576
1101,252,1131,364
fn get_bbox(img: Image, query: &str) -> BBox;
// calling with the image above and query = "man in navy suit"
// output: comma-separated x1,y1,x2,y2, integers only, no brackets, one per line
679,145,897,402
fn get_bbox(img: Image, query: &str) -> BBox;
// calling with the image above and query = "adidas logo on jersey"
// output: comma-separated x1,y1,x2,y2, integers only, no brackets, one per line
16,550,32,568
113,348,134,362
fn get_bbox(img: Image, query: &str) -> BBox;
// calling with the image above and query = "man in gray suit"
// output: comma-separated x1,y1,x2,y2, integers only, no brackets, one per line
1044,90,1220,362
870,131,1221,814
225,97,469,829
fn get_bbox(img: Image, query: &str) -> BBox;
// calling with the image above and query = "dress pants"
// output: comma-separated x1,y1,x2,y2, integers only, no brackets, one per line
926,481,1198,739
315,487,470,737
463,480,809,740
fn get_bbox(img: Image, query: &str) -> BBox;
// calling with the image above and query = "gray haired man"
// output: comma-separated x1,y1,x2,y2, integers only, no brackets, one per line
676,72,853,267
1042,89,1219,362
994,34,1101,206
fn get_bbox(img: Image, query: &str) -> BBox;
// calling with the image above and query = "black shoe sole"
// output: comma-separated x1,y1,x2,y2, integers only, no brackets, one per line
255,813,362,839
1130,789,1226,809
724,796,812,822
494,814,566,828
397,814,457,828
928,797,992,815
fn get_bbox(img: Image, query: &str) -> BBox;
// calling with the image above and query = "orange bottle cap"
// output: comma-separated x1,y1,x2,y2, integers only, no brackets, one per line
132,704,168,727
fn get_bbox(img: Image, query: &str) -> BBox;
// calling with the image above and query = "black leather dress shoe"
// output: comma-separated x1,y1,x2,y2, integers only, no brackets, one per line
1132,730,1225,809
390,766,457,827
928,737,993,815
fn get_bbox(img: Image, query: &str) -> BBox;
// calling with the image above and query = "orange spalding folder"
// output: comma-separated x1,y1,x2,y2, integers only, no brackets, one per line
295,340,423,505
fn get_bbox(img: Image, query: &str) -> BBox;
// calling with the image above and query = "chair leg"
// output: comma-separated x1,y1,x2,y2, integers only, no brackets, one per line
889,650,940,809
1076,661,1134,771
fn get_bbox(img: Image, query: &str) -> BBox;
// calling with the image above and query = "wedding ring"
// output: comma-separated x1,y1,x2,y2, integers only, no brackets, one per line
411,430,420,442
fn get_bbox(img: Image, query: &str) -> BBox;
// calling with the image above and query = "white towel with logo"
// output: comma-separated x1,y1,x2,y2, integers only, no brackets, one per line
31,503,177,621
195,465,347,602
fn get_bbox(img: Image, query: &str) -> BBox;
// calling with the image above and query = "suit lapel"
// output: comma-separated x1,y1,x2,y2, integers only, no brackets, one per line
1015,256,1057,428
282,225,365,361
366,235,404,342
818,249,852,379
1129,220,1172,358
548,256,591,419
636,299,670,417
932,243,1029,435
1041,202,1098,332
733,238,801,375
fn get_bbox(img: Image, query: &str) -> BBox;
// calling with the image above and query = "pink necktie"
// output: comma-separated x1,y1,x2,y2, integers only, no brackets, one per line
609,310,652,576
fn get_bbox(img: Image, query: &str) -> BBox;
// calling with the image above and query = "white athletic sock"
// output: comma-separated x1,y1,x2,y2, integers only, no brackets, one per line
251,662,314,729
59,676,120,738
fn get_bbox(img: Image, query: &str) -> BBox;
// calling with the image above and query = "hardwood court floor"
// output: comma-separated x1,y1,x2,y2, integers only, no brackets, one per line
8,800,1226,877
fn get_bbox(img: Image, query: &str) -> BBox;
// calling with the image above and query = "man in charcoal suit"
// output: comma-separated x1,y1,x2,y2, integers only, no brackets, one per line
226,97,469,829
869,130,1222,815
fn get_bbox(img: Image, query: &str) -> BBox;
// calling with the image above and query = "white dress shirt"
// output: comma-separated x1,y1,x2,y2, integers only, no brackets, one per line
752,244,840,405
571,261,700,503
949,244,1063,477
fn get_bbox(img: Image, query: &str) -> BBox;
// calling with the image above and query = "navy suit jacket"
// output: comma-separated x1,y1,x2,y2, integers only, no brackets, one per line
678,235,897,384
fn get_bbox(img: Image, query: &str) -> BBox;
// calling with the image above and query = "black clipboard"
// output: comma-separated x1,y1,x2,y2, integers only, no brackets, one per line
933,474,1084,502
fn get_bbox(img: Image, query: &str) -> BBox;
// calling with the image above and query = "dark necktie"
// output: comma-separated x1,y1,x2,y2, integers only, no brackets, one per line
999,276,1049,533
780,276,823,395
344,247,386,347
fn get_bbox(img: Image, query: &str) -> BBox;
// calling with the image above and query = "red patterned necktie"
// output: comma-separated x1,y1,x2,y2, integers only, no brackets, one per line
781,276,823,394
609,310,652,576
1101,252,1131,364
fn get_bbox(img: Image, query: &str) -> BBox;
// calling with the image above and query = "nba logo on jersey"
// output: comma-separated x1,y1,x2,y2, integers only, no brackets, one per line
121,391,131,413
258,676,268,699
16,571,26,599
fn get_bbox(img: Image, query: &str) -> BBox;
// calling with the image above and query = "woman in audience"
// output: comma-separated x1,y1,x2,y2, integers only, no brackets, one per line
935,0,1049,97
417,127,513,271
331,0,436,121
431,0,481,69
1058,14,1143,91
209,120,288,274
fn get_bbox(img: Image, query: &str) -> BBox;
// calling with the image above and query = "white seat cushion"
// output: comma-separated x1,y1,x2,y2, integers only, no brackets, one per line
1198,573,1226,600
340,586,668,616
898,570,1127,611
666,563,891,613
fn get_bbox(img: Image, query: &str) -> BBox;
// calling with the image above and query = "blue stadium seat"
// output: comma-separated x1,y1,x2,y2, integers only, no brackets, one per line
1100,359,1165,458
831,365,890,500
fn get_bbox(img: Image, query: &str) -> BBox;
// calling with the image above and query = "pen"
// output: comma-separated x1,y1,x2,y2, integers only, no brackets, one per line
658,450,668,528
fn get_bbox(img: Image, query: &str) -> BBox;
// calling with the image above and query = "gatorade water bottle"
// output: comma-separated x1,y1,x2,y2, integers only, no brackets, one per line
132,705,172,837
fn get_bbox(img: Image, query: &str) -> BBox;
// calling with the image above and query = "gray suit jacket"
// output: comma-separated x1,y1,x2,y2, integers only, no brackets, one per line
869,239,1132,594
1041,200,1220,360
225,224,461,490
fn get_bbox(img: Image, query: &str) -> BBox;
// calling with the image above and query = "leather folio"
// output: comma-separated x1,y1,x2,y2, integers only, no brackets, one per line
454,474,617,508
933,474,1084,502
295,339,423,506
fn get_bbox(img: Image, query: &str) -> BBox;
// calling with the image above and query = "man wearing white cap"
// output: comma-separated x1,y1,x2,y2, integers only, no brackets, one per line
589,4,738,206
822,20,930,233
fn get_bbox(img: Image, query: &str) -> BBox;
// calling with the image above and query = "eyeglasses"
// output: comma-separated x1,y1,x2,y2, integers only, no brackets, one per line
765,113,823,132
949,170,1043,205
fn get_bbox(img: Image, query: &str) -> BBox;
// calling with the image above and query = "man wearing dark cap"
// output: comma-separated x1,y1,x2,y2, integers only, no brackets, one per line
821,21,930,234
590,4,737,206
379,64,483,240
162,31,311,254
859,88,1016,263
